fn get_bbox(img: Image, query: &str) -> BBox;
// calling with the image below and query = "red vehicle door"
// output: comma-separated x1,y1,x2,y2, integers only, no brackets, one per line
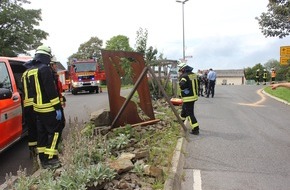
0,58,23,153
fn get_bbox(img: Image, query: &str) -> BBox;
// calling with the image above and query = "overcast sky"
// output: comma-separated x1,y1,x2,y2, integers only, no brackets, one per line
24,0,290,71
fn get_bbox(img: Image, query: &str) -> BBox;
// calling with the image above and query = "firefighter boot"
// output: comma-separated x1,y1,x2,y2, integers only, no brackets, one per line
42,158,62,169
29,146,37,159
190,126,199,135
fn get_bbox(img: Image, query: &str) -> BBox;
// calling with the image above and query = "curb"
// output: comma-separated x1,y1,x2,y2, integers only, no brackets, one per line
262,90,290,106
163,137,187,190
0,176,17,190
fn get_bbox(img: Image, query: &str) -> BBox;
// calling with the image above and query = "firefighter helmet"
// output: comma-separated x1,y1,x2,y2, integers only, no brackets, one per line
177,62,187,71
50,55,58,64
36,45,52,57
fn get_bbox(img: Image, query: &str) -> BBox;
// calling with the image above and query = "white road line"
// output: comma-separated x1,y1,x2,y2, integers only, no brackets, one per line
193,169,202,190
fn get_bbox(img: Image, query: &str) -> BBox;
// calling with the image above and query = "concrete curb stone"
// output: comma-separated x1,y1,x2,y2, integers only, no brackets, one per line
262,90,290,106
163,137,187,190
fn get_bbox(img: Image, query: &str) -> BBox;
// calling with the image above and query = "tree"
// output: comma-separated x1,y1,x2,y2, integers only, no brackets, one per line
105,35,134,85
68,37,103,64
256,0,290,38
105,35,133,51
244,63,264,80
244,59,290,82
135,28,148,54
263,59,280,71
134,27,158,63
0,0,48,56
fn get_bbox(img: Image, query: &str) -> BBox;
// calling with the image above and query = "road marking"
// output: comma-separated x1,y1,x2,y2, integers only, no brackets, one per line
193,169,202,190
238,89,265,107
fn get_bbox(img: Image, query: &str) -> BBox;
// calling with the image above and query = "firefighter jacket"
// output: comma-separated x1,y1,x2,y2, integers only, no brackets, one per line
179,66,198,103
27,58,61,114
21,60,34,108
52,70,66,106
21,70,33,108
271,70,276,78
263,71,268,79
256,70,260,78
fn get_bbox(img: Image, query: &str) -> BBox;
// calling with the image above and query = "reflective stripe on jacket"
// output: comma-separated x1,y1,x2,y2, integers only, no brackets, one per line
27,64,61,113
179,72,198,102
21,70,33,107
263,72,267,79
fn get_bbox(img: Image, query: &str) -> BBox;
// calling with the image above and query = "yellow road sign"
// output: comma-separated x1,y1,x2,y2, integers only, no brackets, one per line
280,56,290,65
280,46,290,56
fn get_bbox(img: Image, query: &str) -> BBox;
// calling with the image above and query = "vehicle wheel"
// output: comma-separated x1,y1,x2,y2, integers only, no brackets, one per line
96,87,99,94
72,89,77,95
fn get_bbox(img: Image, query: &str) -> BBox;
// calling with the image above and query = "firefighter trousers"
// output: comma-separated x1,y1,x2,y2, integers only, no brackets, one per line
36,111,62,164
24,106,37,149
180,101,199,130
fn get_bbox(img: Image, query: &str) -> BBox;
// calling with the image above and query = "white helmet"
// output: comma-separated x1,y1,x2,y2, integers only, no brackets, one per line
35,45,52,57
177,62,187,71
50,55,58,63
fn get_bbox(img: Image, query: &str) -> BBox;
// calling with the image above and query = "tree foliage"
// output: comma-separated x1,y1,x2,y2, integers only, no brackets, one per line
0,0,48,56
68,37,103,64
105,35,133,52
134,27,158,63
256,0,290,38
135,28,148,54
244,59,290,81
105,35,134,85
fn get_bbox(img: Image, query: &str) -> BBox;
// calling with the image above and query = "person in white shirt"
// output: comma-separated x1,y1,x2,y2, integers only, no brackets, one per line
206,68,217,98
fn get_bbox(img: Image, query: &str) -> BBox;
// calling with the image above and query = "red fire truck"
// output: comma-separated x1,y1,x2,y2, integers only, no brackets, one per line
69,59,106,95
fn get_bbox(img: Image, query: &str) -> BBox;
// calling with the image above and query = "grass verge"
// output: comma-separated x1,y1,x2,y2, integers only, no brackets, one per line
264,86,290,103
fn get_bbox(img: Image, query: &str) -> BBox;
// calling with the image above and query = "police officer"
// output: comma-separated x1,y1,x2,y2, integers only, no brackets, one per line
27,45,62,169
206,68,217,98
178,62,199,135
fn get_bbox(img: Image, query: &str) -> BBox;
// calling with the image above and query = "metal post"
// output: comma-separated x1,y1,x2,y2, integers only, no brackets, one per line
176,0,189,61
182,2,185,60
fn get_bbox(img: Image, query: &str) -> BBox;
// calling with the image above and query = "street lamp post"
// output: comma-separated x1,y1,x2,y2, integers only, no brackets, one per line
176,0,189,61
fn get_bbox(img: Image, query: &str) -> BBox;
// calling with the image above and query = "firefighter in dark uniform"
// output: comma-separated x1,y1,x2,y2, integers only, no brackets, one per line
256,69,260,85
178,62,199,135
263,69,268,85
21,60,37,160
27,45,62,169
50,56,66,142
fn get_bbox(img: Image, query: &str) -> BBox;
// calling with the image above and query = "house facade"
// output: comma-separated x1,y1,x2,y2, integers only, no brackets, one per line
215,69,245,85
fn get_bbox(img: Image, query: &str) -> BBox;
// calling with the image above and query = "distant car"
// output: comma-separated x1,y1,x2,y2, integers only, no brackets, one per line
169,68,178,80
222,79,227,85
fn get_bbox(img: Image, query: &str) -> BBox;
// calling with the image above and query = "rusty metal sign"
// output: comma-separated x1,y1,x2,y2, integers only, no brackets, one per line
101,50,157,128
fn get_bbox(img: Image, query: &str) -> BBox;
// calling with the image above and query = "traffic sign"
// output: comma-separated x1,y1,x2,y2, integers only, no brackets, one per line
280,56,290,65
280,46,290,56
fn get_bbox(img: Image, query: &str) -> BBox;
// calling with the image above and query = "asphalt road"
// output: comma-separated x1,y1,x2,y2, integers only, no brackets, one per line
1,85,290,189
181,85,290,190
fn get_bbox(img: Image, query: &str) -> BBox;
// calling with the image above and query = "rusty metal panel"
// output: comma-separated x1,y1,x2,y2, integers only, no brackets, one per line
101,50,155,128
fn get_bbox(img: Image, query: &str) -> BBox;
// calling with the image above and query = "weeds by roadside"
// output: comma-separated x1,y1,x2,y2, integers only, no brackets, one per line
9,99,183,190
